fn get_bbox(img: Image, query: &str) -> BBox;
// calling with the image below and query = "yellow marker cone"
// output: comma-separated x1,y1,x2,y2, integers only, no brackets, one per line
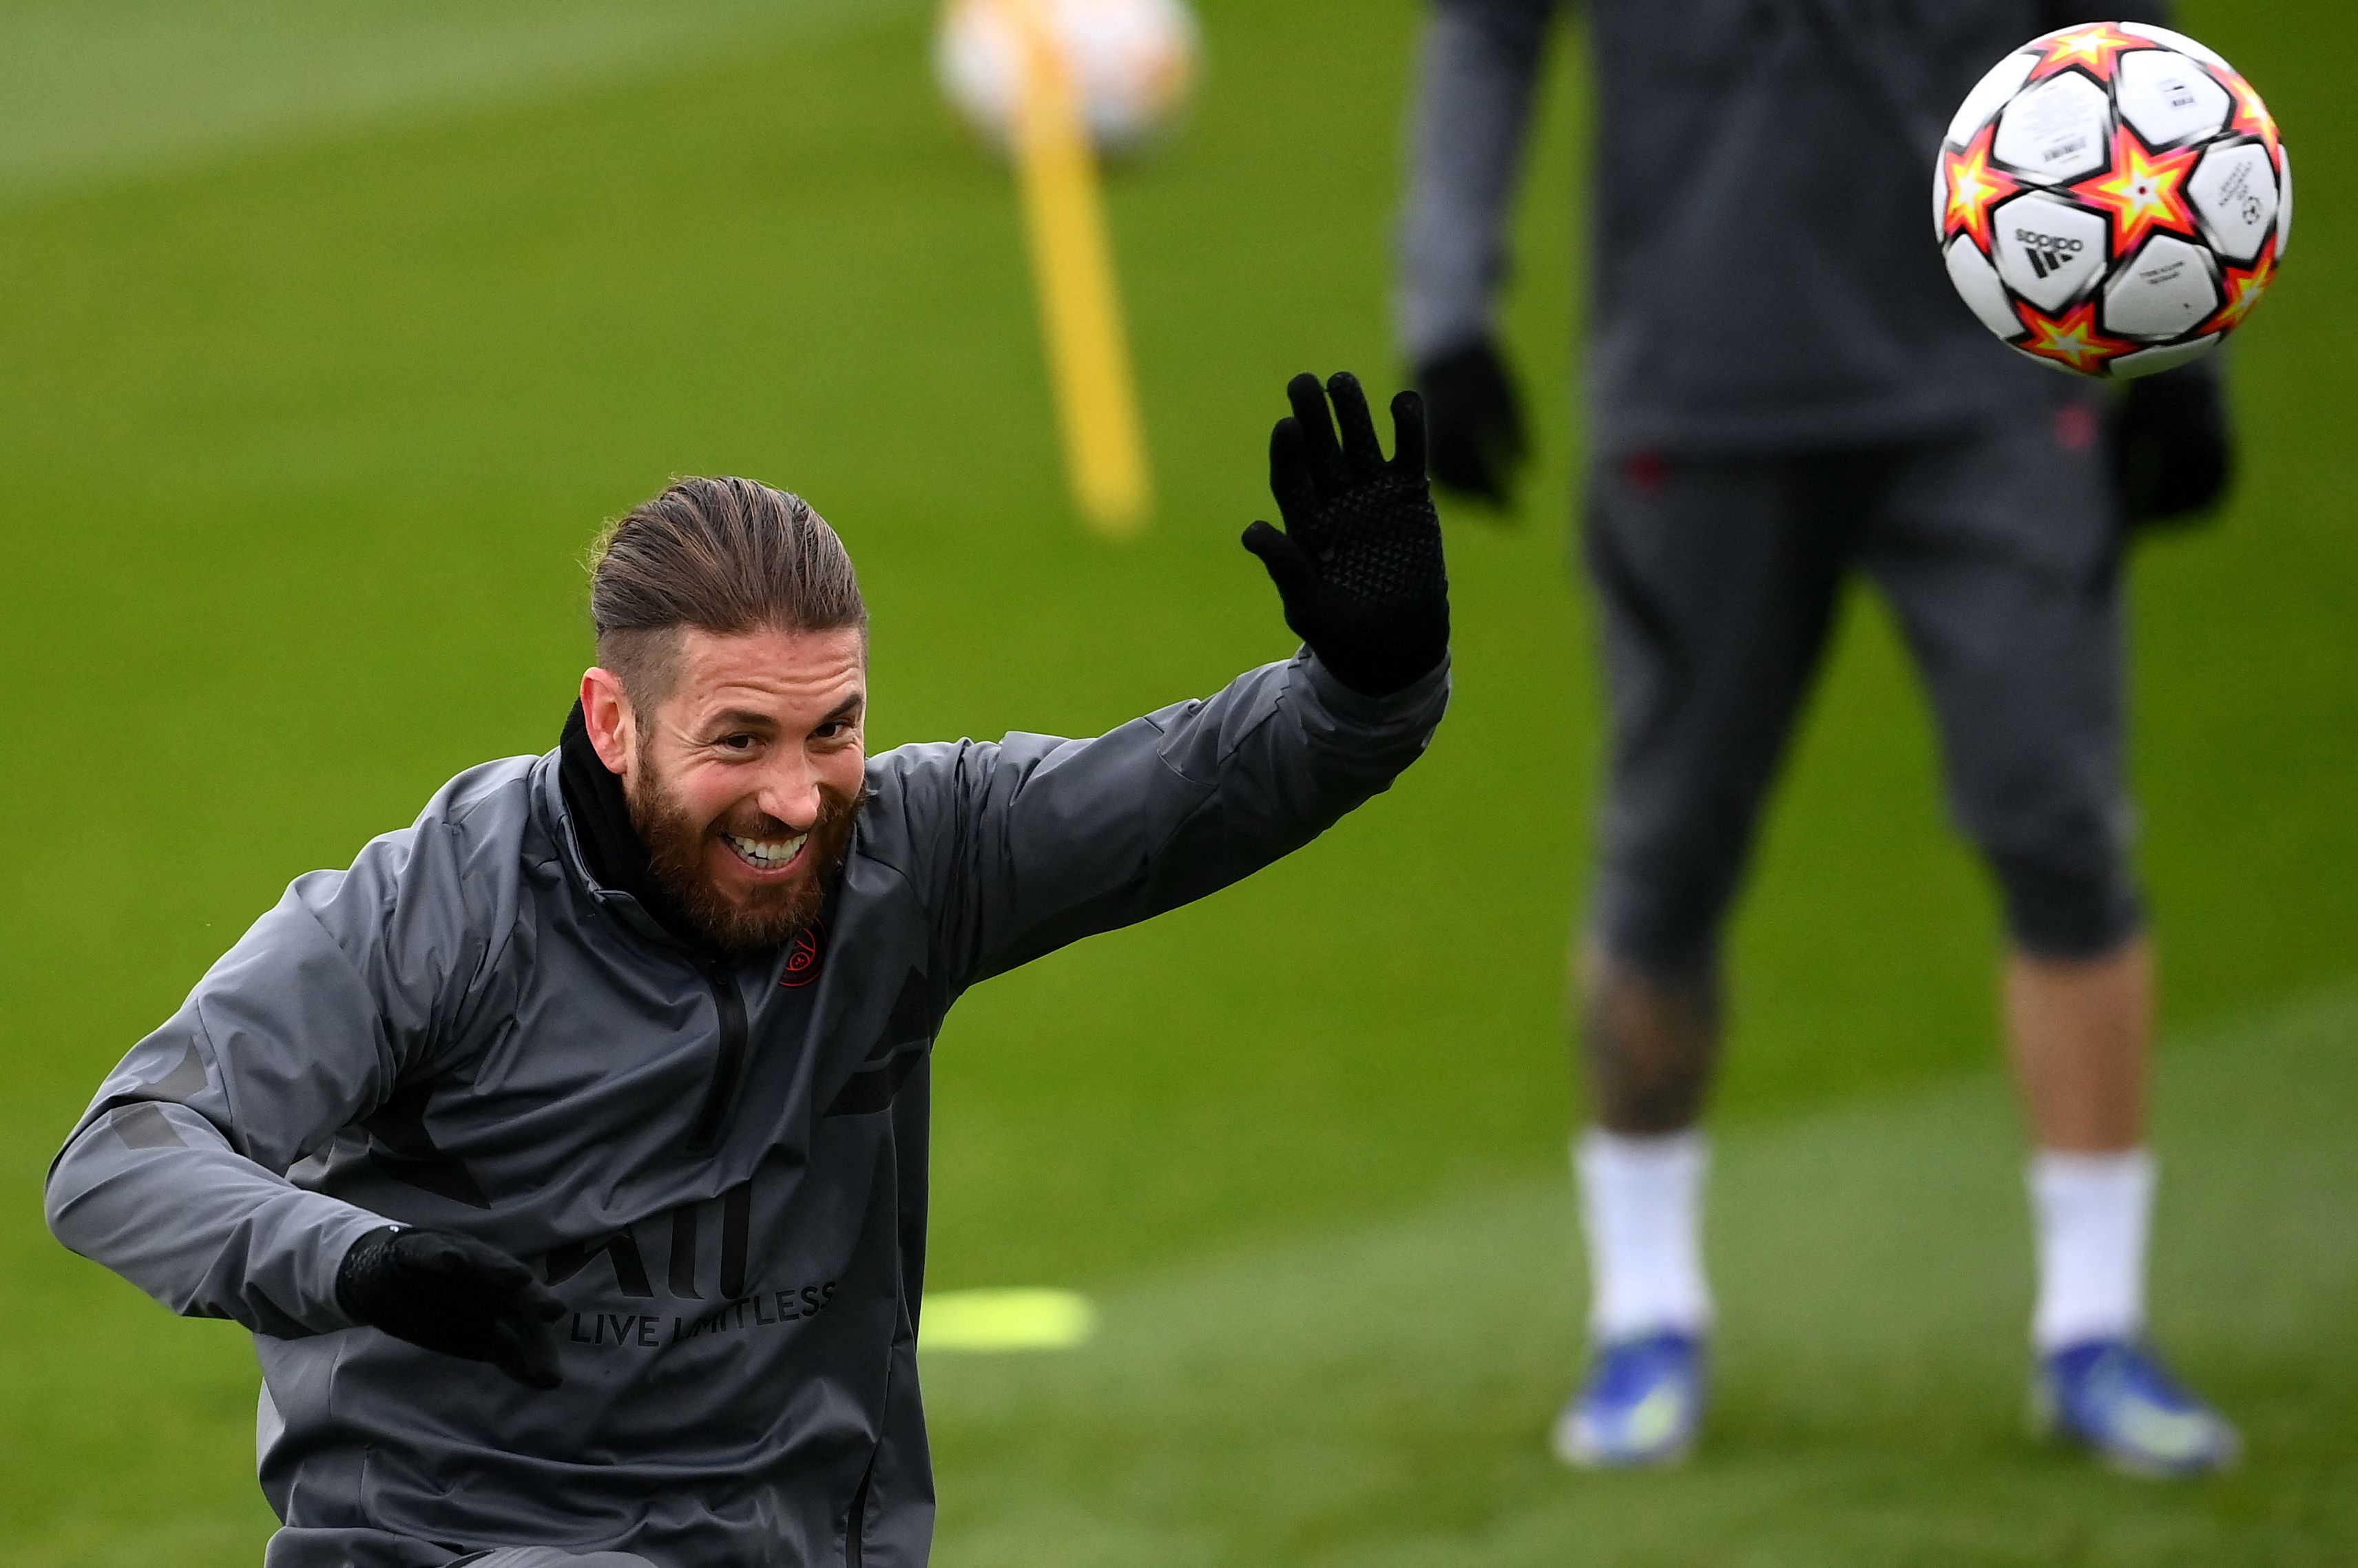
920,1288,1098,1351
1004,0,1153,537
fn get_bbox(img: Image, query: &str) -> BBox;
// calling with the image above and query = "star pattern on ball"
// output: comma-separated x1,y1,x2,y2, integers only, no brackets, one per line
2012,299,2135,375
1941,123,2019,254
2072,124,2202,256
2201,240,2277,336
2211,65,2282,159
2027,23,2151,82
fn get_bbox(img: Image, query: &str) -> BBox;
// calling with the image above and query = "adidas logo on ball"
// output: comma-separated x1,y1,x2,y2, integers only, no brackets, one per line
2015,228,2087,278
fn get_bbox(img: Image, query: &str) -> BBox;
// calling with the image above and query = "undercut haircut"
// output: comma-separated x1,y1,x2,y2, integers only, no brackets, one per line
588,476,867,708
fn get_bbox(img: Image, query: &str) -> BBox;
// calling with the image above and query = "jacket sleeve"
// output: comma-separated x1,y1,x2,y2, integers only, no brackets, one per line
43,816,496,1338
1396,0,1564,364
891,651,1449,987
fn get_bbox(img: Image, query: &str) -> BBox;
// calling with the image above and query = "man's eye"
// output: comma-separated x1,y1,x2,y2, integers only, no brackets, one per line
719,734,757,752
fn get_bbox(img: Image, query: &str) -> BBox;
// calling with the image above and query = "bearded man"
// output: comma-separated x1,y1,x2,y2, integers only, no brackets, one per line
45,373,1450,1568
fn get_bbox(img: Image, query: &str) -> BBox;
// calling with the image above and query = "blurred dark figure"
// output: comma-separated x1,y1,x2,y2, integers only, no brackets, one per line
1398,0,2238,1474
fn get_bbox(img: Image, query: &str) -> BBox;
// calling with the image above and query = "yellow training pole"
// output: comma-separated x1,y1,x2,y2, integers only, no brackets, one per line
1004,0,1152,537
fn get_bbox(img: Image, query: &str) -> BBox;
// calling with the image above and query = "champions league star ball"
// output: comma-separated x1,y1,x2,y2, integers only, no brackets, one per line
1935,22,2288,378
935,0,1201,158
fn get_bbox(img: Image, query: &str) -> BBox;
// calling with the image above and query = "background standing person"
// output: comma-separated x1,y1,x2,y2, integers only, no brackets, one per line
1398,0,2240,1473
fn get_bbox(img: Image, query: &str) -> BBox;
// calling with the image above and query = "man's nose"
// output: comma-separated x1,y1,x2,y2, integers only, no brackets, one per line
755,753,823,832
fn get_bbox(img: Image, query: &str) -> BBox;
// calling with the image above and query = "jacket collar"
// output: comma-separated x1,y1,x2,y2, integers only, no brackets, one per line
556,702,713,956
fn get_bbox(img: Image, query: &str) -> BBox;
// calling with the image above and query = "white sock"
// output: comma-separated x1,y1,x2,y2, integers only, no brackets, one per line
1576,1127,1711,1341
2029,1148,2156,1351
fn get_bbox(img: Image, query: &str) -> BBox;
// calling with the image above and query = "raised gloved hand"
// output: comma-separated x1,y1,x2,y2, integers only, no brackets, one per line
2113,360,2234,528
337,1225,565,1390
1414,336,1527,508
1241,371,1449,699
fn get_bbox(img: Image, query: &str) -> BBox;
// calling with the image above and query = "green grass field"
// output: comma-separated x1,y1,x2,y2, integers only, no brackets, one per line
1,2,2352,1562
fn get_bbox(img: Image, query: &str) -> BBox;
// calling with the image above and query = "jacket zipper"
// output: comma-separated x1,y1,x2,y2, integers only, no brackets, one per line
685,965,749,1154
844,1453,876,1568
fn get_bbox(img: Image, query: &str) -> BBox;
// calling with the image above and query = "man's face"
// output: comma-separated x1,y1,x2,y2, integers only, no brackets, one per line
583,626,868,953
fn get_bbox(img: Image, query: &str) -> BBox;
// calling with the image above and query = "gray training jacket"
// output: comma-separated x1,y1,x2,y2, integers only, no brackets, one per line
45,651,1448,1568
1399,0,2179,454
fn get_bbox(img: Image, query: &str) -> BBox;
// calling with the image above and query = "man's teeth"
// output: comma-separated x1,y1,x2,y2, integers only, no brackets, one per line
724,832,807,869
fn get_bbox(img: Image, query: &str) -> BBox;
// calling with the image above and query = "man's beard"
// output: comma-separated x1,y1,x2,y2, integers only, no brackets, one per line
627,751,864,955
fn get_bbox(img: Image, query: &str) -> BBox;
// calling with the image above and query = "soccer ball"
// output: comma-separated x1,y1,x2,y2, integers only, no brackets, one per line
935,0,1201,159
1935,22,2288,378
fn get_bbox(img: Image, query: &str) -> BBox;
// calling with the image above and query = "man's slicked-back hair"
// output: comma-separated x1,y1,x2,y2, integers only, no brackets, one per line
589,476,867,707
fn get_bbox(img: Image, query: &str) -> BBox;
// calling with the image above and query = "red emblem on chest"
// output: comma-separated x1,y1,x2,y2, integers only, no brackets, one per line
781,920,828,989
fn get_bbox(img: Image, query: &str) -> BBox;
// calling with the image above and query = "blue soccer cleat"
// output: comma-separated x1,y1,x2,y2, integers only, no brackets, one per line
1552,1330,1706,1468
2034,1337,2240,1477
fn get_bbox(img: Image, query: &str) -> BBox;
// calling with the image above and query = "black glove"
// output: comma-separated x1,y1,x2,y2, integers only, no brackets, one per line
1413,337,1527,508
1240,371,1449,699
2112,361,2233,528
337,1225,565,1390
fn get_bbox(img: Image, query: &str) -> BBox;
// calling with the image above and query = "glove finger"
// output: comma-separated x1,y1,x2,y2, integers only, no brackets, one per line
500,1276,567,1324
1284,372,1348,498
1266,417,1322,534
488,1315,564,1391
1242,520,1321,610
1326,372,1384,479
1388,388,1429,481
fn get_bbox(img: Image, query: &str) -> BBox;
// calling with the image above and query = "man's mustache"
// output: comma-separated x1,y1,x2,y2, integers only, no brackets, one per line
711,787,863,846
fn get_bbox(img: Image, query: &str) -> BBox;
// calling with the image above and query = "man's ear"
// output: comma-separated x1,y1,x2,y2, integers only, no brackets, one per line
580,668,636,778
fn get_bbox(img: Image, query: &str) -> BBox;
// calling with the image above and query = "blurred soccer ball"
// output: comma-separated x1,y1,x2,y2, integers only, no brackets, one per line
1935,22,2287,378
935,0,1200,159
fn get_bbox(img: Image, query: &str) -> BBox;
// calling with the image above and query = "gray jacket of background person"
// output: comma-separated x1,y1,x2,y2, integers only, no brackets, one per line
44,650,1449,1568
1400,0,2181,455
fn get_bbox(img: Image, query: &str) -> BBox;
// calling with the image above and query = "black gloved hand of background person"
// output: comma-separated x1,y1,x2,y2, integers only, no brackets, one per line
337,1225,565,1390
1241,371,1448,699
2113,360,2234,528
1414,336,1527,508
